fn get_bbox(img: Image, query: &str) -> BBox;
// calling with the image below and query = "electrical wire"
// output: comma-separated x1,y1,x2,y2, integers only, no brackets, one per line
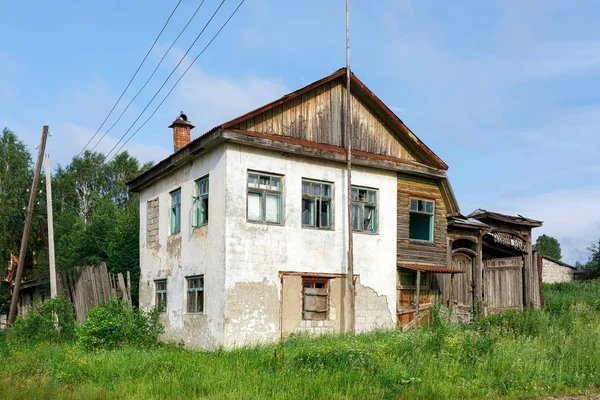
103,0,229,161
107,0,245,161
76,0,183,158
89,0,207,153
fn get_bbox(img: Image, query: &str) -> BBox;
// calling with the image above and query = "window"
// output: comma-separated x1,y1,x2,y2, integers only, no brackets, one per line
409,199,434,241
302,278,329,320
398,271,430,288
302,180,332,228
187,275,204,313
155,280,167,310
170,189,181,234
247,172,282,224
351,186,378,232
193,177,209,228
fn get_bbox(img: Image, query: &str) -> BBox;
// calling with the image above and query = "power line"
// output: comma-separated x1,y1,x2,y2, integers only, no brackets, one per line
89,0,207,153
107,0,245,161
37,213,110,244
103,0,228,161
76,0,183,158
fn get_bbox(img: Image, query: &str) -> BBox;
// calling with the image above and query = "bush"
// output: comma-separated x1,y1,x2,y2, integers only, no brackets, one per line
77,296,163,350
8,294,76,345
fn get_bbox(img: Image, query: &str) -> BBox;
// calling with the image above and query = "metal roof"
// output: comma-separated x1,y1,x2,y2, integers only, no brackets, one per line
467,208,543,227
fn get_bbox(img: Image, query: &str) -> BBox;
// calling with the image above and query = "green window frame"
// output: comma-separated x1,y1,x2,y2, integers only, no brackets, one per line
170,189,181,234
302,179,333,229
186,275,204,313
155,279,167,311
192,176,209,228
247,172,282,224
409,198,435,241
351,186,378,233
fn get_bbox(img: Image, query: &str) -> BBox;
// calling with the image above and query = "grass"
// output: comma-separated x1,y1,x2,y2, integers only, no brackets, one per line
1,281,600,399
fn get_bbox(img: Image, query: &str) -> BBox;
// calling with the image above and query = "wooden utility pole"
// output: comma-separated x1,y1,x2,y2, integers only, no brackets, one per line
345,0,355,334
7,126,49,325
45,154,57,298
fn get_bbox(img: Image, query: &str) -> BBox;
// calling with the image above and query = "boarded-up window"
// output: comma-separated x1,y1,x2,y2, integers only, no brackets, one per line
147,198,159,245
303,278,329,320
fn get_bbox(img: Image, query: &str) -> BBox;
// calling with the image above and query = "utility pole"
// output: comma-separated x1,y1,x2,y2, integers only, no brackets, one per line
45,154,57,298
345,0,355,334
7,126,49,326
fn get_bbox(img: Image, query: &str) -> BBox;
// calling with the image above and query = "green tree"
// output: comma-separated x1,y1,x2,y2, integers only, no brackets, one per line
0,128,47,313
534,234,562,260
51,151,149,304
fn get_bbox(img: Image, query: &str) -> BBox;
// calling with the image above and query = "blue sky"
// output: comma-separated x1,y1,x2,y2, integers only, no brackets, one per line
1,0,599,264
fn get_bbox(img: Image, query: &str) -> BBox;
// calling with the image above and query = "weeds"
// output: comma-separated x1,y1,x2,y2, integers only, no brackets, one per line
0,282,599,399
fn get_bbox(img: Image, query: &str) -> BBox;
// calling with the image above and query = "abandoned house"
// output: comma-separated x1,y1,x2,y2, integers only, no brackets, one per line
540,255,575,283
128,68,543,348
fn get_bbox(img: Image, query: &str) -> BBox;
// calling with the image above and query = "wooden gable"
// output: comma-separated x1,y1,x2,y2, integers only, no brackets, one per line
222,70,447,169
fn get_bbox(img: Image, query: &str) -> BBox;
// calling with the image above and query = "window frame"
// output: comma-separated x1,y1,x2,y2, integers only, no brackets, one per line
154,279,167,311
302,277,329,320
186,275,204,314
246,171,284,225
192,176,209,228
350,185,379,234
397,270,431,289
301,179,334,230
408,197,435,242
170,188,182,235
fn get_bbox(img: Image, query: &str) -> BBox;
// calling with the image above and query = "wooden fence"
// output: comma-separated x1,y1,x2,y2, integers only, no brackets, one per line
58,263,131,322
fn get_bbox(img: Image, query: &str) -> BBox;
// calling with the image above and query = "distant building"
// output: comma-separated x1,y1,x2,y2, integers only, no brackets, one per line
540,255,575,283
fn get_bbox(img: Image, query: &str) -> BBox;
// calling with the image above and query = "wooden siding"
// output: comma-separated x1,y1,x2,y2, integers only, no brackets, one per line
484,257,524,313
233,81,422,163
397,174,448,267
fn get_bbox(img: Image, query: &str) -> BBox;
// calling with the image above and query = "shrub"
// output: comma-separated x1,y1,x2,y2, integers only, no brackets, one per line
8,294,76,344
77,296,163,350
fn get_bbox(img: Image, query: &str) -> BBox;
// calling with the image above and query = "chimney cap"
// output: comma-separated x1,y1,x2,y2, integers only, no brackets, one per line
169,111,195,129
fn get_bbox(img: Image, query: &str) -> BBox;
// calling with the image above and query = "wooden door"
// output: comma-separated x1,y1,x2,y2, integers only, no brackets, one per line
484,257,523,314
451,253,474,322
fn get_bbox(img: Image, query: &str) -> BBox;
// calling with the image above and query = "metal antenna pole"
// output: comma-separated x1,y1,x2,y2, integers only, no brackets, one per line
345,0,355,334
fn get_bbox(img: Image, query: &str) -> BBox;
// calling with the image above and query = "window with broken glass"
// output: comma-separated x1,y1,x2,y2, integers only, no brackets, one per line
409,198,435,241
351,186,378,233
155,279,167,310
301,179,332,229
247,172,282,224
302,278,329,320
192,176,209,228
170,189,181,235
186,275,204,313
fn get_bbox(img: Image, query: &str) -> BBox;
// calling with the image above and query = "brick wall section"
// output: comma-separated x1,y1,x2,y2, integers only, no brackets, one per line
173,126,191,152
541,258,574,283
147,198,159,245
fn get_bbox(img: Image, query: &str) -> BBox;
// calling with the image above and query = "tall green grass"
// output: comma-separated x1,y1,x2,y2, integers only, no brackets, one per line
1,281,599,399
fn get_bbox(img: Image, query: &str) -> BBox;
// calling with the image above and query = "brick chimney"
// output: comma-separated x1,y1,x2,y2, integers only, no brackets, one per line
169,112,195,152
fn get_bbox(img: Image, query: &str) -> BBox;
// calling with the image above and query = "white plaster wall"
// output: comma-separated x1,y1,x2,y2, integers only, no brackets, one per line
541,258,574,283
223,143,397,347
138,146,227,349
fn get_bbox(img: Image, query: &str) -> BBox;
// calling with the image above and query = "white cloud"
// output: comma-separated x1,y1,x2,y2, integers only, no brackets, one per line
491,186,600,264
172,62,288,135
